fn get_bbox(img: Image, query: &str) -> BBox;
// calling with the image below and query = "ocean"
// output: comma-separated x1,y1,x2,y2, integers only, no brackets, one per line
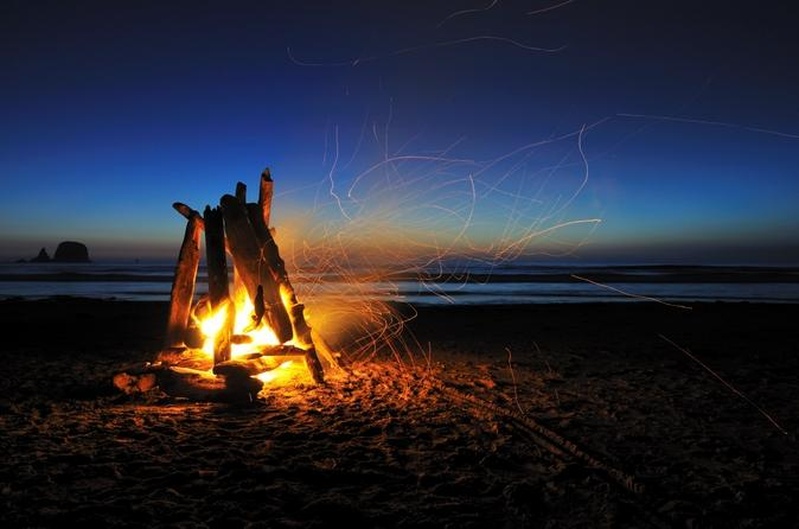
2,260,798,305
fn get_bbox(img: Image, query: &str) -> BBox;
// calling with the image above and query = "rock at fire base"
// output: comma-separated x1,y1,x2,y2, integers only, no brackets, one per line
53,241,91,263
113,372,158,395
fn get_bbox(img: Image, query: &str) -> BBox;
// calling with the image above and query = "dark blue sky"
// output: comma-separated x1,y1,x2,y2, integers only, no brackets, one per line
3,1,798,265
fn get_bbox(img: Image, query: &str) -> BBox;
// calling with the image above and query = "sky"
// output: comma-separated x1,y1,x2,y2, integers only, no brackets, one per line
2,0,798,266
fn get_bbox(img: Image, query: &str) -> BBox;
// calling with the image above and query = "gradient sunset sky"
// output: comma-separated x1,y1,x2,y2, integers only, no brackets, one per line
3,1,798,265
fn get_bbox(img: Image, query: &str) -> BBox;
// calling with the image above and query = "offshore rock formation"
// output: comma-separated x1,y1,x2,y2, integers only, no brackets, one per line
23,241,91,263
53,241,91,262
29,248,51,263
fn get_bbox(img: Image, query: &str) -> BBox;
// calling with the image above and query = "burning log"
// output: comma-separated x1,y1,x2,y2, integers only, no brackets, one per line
204,205,228,304
217,173,332,384
239,179,327,383
204,205,234,365
118,167,338,403
219,192,294,344
212,346,305,377
164,203,203,348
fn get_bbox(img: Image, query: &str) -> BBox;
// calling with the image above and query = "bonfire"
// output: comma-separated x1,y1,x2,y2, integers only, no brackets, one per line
113,169,341,402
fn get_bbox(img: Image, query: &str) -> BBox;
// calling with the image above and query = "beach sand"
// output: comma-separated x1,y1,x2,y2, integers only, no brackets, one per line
1,298,797,528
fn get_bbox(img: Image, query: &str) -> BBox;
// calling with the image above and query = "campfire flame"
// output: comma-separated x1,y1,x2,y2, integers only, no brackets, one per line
194,285,281,359
142,170,337,401
188,280,308,387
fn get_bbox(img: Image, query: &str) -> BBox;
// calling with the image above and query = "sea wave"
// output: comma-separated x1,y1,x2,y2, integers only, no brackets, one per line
1,261,798,304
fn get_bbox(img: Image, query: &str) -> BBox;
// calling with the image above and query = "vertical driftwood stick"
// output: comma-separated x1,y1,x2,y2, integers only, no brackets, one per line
165,203,203,348
235,181,247,204
246,176,327,383
220,193,293,343
204,206,228,306
204,205,233,365
290,303,326,384
258,168,274,228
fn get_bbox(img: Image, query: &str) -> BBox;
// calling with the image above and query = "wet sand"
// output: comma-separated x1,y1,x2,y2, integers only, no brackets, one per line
1,298,798,528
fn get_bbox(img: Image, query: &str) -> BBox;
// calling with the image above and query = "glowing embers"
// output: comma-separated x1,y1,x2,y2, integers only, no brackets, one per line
186,285,314,390
191,286,281,359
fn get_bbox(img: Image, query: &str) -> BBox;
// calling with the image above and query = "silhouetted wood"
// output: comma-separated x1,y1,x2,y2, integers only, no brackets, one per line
259,168,274,228
204,205,233,365
219,193,293,343
173,202,205,226
235,181,247,203
157,365,263,403
165,204,203,348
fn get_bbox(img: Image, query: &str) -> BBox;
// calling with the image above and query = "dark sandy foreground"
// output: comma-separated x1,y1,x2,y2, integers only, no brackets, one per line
1,298,798,528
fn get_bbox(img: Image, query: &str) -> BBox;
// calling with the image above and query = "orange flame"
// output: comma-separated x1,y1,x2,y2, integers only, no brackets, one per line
188,280,310,387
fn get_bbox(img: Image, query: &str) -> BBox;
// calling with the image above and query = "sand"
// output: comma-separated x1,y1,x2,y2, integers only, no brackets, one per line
1,297,797,528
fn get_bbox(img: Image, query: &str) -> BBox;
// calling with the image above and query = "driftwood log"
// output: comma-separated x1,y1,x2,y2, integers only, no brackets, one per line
146,168,335,400
164,203,203,348
220,193,293,344
258,168,274,228
212,346,306,377
113,363,263,404
204,205,233,365
239,179,326,382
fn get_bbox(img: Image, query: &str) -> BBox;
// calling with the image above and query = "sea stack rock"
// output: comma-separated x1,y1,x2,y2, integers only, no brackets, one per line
30,247,51,262
53,241,91,263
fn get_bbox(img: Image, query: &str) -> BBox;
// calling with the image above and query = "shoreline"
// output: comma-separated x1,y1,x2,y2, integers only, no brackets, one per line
2,263,799,284
3,262,799,306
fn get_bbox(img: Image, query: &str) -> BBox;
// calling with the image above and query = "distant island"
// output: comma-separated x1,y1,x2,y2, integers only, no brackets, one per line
22,241,91,263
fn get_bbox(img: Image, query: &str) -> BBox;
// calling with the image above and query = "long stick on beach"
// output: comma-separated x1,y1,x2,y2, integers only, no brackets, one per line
659,334,788,436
